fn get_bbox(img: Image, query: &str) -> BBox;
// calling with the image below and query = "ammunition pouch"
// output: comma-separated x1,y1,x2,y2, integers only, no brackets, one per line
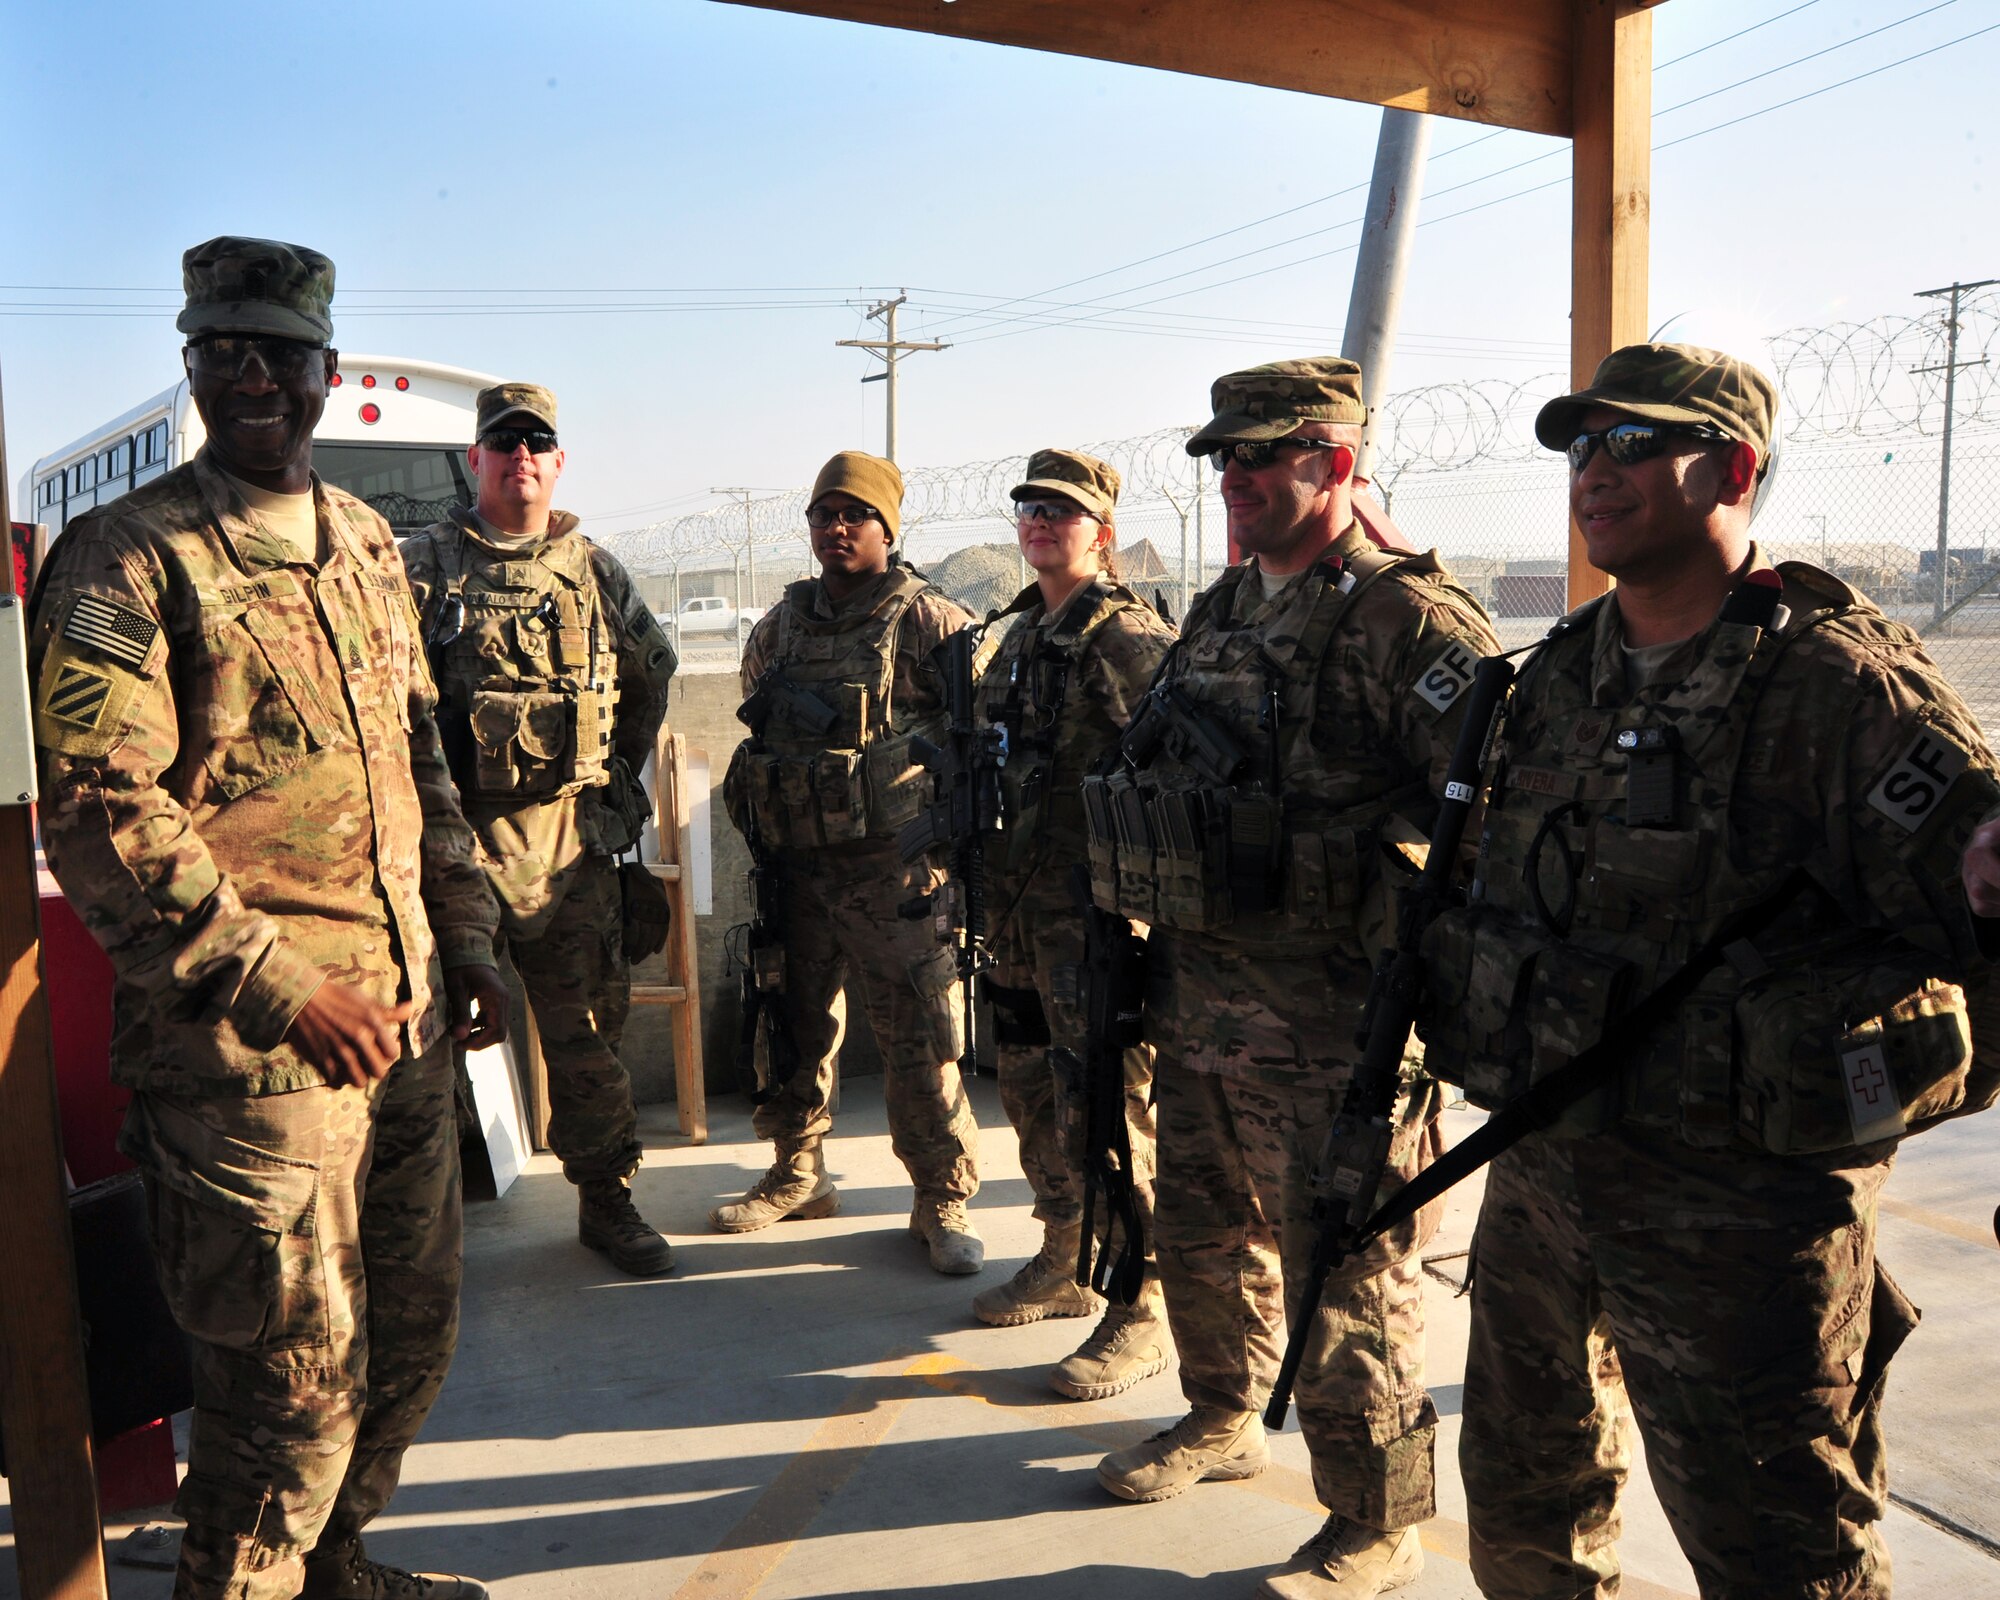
723,733,930,849
1422,906,1982,1155
469,682,580,799
1081,772,1382,948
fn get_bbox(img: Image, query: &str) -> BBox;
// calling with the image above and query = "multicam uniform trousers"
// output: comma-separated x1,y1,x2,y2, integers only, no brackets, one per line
121,1039,461,1600
504,849,643,1184
1461,1130,1915,1600
989,873,1157,1262
753,836,980,1200
1148,933,1444,1532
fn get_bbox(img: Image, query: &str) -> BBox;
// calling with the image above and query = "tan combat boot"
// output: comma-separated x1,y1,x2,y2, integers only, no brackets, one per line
1049,1276,1170,1400
909,1192,985,1275
709,1144,838,1233
971,1221,1101,1326
577,1178,676,1276
1257,1517,1423,1599
301,1536,488,1600
1096,1404,1268,1503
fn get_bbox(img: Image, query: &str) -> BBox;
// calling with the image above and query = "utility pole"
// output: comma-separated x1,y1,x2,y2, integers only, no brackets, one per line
1914,278,1997,628
711,488,759,659
836,293,948,462
1341,108,1432,485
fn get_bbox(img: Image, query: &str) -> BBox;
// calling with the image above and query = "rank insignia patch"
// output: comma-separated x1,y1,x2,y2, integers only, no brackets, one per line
45,663,114,729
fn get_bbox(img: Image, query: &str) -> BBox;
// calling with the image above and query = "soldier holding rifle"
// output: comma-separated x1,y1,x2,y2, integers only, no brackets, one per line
960,449,1177,1398
1084,359,1498,1600
1423,344,2000,1600
717,451,986,1273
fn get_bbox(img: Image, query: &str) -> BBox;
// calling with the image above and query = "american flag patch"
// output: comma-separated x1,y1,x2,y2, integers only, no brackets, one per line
62,593,158,668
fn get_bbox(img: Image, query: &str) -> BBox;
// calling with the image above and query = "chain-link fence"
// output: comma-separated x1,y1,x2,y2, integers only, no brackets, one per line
609,291,2000,728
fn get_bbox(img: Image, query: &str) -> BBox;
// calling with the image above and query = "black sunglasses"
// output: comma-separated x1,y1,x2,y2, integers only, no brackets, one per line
186,335,326,381
805,503,882,530
480,427,559,455
1566,420,1732,474
1204,437,1336,473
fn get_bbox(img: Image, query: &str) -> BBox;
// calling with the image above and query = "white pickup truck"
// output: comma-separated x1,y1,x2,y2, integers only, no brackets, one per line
657,594,765,645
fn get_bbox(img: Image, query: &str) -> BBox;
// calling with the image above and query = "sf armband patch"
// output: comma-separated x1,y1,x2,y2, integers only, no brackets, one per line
1412,639,1479,715
63,592,159,668
1866,729,1971,833
44,662,113,729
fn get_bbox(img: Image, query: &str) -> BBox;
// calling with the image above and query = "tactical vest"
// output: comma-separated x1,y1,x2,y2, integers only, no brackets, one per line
725,566,940,848
976,578,1150,880
1421,565,1978,1157
421,518,618,802
1082,544,1424,956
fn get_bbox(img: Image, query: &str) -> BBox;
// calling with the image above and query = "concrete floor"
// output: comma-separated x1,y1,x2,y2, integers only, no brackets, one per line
6,1076,1997,1600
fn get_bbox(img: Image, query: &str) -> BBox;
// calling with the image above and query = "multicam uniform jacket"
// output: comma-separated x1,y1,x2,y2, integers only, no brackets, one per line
400,509,676,933
30,451,499,1096
1420,558,2000,1227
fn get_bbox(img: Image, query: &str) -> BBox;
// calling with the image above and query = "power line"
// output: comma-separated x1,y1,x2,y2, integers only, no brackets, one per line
1655,0,1826,70
1654,0,1959,118
947,17,2000,350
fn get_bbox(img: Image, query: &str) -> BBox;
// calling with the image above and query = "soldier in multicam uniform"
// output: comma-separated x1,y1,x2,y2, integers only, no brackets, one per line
401,383,679,1277
716,450,986,1273
1086,359,1501,1600
1424,344,2000,1600
967,449,1178,1397
29,237,506,1600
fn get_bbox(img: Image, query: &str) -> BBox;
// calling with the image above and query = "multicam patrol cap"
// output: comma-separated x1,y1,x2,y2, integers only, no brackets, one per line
475,382,559,438
1534,343,1778,468
1011,447,1121,522
1186,357,1369,456
177,236,335,344
810,450,905,541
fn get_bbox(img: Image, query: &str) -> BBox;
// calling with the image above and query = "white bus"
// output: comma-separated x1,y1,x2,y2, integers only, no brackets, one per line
19,354,500,541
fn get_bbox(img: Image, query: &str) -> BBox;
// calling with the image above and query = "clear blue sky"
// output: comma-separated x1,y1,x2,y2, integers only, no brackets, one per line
4,0,1995,536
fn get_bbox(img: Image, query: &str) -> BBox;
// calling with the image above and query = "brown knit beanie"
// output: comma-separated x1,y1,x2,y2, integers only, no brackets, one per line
809,451,904,542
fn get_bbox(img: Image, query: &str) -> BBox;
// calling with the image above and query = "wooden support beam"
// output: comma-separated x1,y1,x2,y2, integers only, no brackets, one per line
721,0,1576,136
0,815,109,1600
1566,0,1654,607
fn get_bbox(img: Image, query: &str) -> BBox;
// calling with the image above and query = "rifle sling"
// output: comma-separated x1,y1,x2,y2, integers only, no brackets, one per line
1356,868,1813,1250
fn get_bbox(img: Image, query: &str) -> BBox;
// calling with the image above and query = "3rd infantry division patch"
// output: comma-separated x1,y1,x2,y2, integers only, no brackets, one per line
46,662,114,729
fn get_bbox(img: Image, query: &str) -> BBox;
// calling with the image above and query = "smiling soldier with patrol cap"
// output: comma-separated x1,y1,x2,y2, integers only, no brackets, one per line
401,381,680,1278
30,235,506,1600
1421,342,2000,1599
1083,358,1498,1599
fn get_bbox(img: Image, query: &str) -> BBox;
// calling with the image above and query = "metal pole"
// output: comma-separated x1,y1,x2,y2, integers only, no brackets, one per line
742,496,757,656
1193,458,1206,593
1928,286,1960,624
1341,107,1432,485
1915,278,1997,629
884,298,898,463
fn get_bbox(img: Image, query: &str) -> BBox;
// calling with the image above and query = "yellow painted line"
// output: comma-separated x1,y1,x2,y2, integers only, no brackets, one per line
671,1349,1696,1600
1881,1194,1999,1252
669,1351,951,1599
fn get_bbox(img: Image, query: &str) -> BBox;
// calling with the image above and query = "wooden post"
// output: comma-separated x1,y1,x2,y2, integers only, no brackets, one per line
0,350,110,1599
630,728,707,1145
1567,0,1656,607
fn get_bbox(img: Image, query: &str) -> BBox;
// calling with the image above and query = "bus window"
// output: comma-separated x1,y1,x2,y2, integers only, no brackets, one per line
134,419,171,486
313,441,476,536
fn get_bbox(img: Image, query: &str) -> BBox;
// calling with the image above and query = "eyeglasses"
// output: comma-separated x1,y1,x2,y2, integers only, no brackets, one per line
1015,498,1094,524
185,335,326,381
479,428,559,455
1204,437,1336,473
805,503,881,530
1566,421,1732,474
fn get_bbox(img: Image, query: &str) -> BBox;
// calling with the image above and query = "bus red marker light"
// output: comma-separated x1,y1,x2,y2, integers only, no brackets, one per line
330,372,343,387
359,403,381,425
395,376,410,391
361,374,377,389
